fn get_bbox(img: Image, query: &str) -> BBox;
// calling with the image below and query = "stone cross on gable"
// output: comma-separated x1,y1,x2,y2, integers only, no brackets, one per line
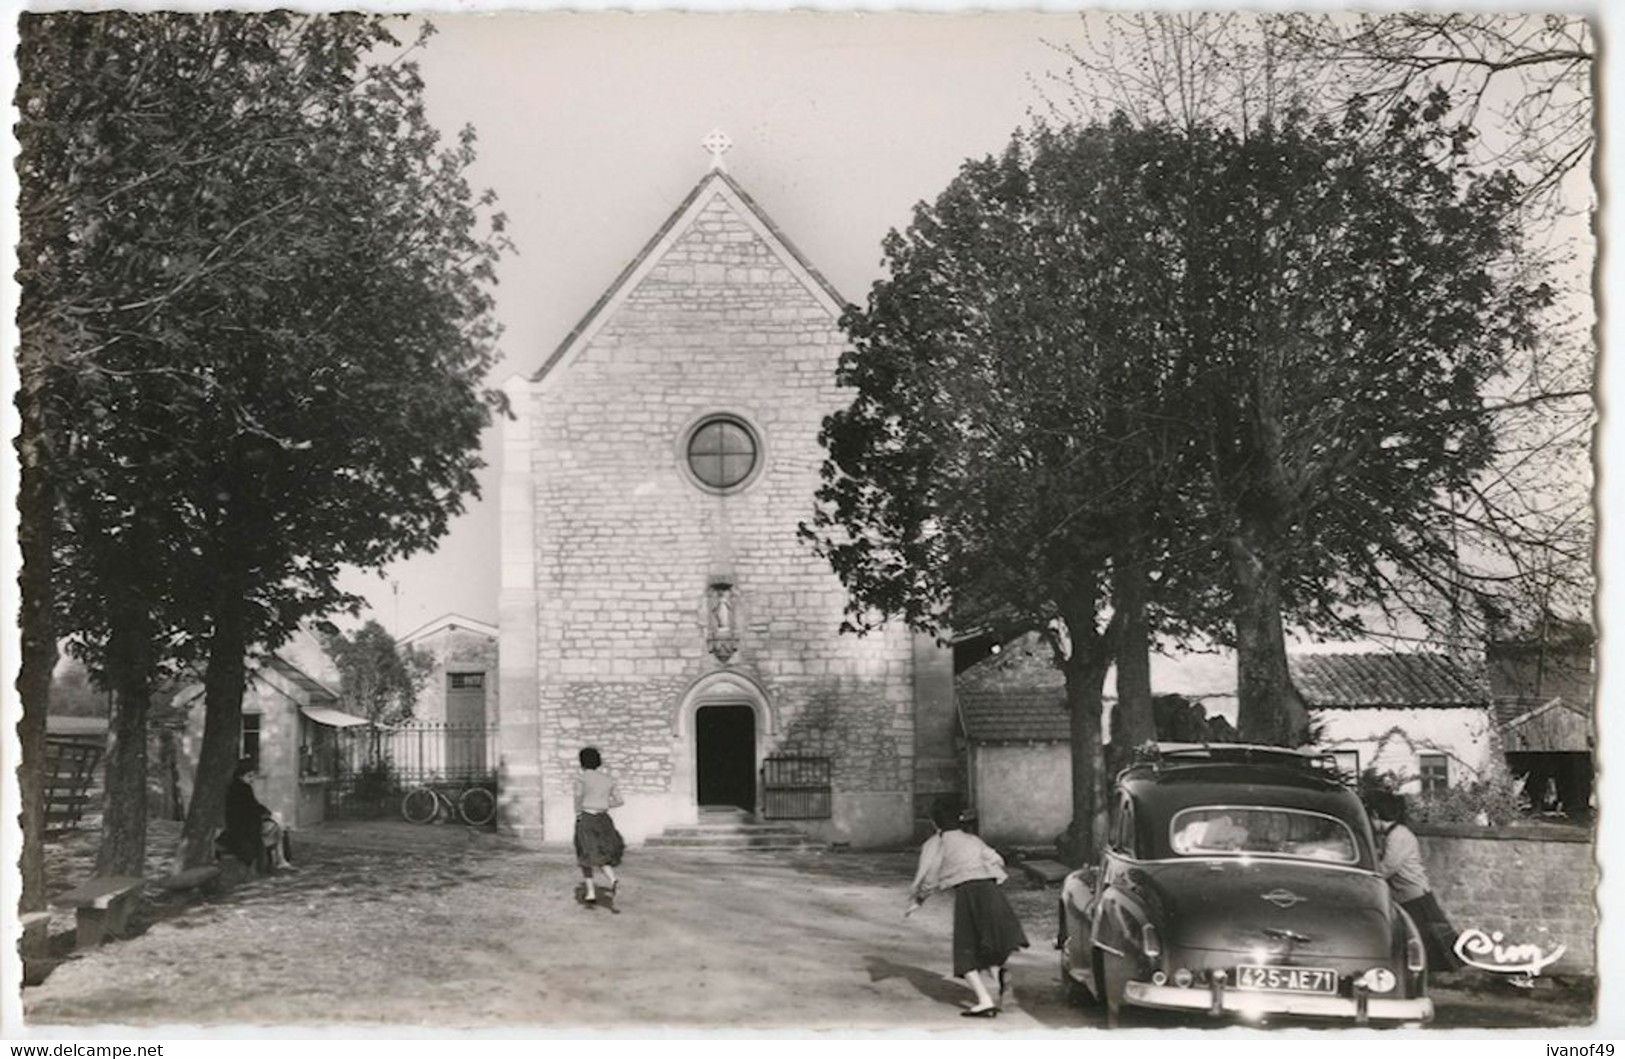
702,128,733,171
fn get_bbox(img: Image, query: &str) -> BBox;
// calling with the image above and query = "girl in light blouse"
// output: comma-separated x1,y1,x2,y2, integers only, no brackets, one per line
573,746,625,908
906,797,1029,1016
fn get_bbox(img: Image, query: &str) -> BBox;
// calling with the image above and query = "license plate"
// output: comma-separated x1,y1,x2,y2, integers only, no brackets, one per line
1234,965,1338,994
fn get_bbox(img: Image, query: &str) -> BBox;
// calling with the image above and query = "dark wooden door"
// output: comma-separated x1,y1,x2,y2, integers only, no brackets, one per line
696,705,756,810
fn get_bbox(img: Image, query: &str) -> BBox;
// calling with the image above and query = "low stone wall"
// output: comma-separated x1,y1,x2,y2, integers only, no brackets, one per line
1415,821,1596,976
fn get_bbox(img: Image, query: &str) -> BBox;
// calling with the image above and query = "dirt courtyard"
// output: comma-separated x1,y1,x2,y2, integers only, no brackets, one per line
24,820,1082,1030
20,820,1595,1031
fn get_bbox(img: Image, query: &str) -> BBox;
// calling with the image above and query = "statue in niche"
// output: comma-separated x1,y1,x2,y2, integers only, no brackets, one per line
707,583,738,662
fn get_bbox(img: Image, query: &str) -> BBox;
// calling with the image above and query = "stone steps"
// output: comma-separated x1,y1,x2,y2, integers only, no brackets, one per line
643,811,824,852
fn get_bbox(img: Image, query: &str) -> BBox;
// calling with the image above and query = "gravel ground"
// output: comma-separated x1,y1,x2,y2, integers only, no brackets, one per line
19,820,1595,1032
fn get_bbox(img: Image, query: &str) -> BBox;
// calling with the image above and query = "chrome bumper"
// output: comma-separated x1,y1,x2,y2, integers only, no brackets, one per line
1124,981,1433,1023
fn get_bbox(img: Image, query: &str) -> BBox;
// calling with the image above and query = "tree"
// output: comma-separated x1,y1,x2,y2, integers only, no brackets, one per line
1057,13,1593,659
810,107,1548,877
1159,99,1550,743
1264,14,1595,652
1053,14,1585,735
322,621,434,726
805,120,1208,863
1270,14,1593,216
16,12,511,873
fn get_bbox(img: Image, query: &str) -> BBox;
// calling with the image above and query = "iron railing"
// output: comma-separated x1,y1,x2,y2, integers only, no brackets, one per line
324,721,498,819
760,755,832,820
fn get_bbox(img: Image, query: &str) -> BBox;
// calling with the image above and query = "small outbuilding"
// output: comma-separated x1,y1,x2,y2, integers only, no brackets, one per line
957,684,1072,846
176,655,367,829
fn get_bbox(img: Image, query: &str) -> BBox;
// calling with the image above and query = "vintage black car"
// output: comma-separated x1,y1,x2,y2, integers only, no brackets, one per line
1059,743,1433,1026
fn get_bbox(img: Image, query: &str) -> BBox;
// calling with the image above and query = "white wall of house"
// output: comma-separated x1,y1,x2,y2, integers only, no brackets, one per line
1313,706,1493,792
178,665,334,830
971,743,1072,846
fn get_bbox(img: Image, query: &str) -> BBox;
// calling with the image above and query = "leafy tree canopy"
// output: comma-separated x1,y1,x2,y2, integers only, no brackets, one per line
808,100,1547,752
321,620,434,725
17,11,512,676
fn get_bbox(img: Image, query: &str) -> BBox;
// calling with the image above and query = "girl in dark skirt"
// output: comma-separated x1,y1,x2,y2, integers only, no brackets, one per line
1368,790,1464,972
573,746,625,909
905,797,1029,1017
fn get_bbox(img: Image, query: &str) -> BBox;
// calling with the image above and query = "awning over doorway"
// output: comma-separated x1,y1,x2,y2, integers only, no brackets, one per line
299,706,370,728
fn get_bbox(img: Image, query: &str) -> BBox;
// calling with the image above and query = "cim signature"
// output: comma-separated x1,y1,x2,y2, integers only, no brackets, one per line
1453,927,1566,976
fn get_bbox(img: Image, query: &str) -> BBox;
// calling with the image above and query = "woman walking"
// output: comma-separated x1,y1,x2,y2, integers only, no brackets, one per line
1368,790,1463,972
905,797,1029,1017
573,746,625,910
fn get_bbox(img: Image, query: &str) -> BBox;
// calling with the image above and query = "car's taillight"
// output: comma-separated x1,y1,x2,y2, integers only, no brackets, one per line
1141,923,1162,959
1405,923,1426,973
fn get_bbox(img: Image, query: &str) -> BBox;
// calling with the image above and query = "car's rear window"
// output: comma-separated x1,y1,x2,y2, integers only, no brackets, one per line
1169,806,1359,864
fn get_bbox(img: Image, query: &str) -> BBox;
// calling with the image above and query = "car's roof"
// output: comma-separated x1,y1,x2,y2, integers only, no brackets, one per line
1117,744,1364,818
1123,761,1344,792
1112,744,1375,865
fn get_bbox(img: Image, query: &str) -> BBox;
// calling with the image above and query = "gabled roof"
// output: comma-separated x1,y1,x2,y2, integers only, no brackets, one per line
532,168,847,385
1495,695,1588,731
958,685,1069,744
261,656,340,704
172,653,340,711
1290,652,1488,709
399,613,499,645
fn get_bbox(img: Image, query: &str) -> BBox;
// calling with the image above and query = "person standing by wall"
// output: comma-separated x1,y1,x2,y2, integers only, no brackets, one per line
905,797,1029,1016
573,746,625,910
1368,790,1463,972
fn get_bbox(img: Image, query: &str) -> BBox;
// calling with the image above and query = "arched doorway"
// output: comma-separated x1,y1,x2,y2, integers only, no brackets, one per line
695,704,756,811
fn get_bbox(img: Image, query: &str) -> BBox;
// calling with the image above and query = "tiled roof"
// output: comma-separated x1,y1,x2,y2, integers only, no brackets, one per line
959,686,1070,743
1290,652,1488,709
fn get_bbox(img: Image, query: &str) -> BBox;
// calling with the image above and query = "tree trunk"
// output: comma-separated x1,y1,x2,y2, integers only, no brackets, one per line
1229,537,1310,746
15,389,55,922
95,615,152,876
1111,552,1157,758
1058,597,1118,869
1063,648,1113,868
179,584,249,869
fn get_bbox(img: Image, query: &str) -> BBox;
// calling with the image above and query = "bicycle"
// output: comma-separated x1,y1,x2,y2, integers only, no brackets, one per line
400,781,497,827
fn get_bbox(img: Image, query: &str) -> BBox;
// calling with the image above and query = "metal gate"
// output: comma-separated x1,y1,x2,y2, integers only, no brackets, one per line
760,755,832,820
325,722,498,820
44,737,104,834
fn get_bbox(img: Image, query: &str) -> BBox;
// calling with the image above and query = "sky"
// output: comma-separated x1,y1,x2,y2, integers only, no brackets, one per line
336,10,1096,637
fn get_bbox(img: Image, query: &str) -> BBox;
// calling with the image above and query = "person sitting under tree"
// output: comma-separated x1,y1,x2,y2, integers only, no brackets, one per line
220,759,295,873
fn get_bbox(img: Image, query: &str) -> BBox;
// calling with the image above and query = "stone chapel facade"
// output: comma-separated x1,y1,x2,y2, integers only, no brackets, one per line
498,163,956,847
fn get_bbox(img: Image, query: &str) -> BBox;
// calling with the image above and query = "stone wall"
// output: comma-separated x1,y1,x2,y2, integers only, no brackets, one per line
503,178,917,847
1415,822,1596,976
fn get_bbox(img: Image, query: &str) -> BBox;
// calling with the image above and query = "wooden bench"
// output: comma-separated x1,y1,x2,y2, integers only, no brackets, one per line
50,876,145,948
20,910,51,959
